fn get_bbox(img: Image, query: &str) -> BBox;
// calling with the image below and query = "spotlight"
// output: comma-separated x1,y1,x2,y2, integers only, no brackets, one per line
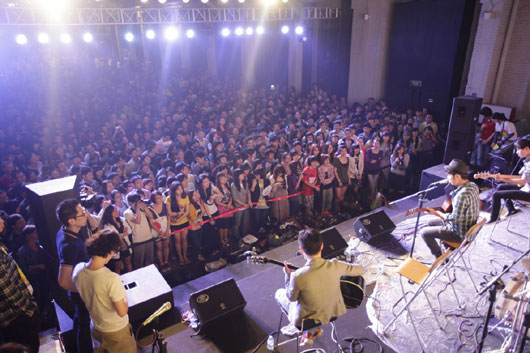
60,33,72,44
235,27,244,36
16,34,27,45
164,26,179,41
158,0,167,3
295,25,304,35
146,29,156,39
246,27,253,35
186,29,195,38
182,0,190,2
38,33,49,44
83,32,93,43
302,36,307,42
221,0,228,3
238,0,245,2
8,3,15,7
281,25,289,34
282,0,288,2
221,28,230,37
256,26,264,35
124,32,134,42
201,0,208,3
262,0,276,5
140,0,148,3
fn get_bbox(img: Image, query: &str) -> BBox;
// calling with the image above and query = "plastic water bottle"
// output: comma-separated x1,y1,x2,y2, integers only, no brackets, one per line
266,334,275,350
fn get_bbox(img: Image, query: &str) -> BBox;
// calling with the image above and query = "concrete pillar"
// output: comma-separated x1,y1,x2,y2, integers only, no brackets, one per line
311,21,320,85
288,34,303,92
347,0,393,104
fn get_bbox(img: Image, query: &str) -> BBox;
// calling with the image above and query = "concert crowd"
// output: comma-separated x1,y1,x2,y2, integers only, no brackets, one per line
0,52,446,351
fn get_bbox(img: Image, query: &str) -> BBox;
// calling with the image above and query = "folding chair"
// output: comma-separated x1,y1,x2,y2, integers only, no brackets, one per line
440,218,486,293
383,250,455,351
489,203,529,253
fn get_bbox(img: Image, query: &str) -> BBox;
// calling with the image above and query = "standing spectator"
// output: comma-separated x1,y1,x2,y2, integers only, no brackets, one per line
348,144,364,193
364,138,383,207
270,166,290,224
16,226,50,313
301,156,320,219
56,198,97,353
215,173,234,248
475,107,495,170
0,216,40,353
287,161,302,219
99,205,133,274
5,214,26,255
198,174,222,253
332,145,351,212
188,189,213,261
72,230,137,353
379,132,393,189
149,191,170,272
124,193,154,270
249,168,270,233
318,155,335,216
231,169,251,242
166,182,190,266
389,144,410,199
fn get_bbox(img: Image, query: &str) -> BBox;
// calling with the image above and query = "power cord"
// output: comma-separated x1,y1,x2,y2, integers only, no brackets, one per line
345,337,384,353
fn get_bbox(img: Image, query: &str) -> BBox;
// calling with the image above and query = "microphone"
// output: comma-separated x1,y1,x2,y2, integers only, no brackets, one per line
141,302,172,327
428,179,449,187
241,250,258,258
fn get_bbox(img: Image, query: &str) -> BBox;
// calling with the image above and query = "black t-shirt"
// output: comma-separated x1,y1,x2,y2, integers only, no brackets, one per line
56,227,89,267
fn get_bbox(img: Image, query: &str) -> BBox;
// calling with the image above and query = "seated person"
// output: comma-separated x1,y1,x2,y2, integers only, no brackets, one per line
275,229,365,347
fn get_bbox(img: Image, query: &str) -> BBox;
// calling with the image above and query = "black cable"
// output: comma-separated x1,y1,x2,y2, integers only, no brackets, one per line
250,330,278,353
345,337,384,353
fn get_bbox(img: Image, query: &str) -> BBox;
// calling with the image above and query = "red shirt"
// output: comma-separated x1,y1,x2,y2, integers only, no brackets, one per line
480,118,495,140
301,166,318,196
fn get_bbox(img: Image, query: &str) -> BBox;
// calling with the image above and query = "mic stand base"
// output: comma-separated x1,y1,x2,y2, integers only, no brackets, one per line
478,283,500,353
151,318,168,353
517,311,530,353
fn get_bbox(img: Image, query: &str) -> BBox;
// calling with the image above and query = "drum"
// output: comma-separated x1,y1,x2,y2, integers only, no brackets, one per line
494,273,530,337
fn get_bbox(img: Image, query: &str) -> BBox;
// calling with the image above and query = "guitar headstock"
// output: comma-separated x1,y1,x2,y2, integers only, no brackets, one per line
247,256,268,265
473,171,491,179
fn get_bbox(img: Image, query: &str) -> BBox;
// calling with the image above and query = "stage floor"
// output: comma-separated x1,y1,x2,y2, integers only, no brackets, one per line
38,193,530,353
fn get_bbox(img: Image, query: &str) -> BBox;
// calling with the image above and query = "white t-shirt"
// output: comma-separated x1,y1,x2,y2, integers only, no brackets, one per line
495,121,518,141
73,263,129,333
124,209,153,243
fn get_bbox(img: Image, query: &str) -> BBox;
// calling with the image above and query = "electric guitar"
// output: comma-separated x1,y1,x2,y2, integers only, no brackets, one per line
247,255,365,309
474,172,530,192
405,198,453,217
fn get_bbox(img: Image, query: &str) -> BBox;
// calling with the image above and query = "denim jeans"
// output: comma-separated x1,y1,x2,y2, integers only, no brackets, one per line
70,292,94,353
490,184,530,221
231,208,250,240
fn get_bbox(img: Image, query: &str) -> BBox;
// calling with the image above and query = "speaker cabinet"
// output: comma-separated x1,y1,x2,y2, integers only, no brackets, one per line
121,265,180,337
443,96,483,164
189,278,247,327
25,175,79,258
353,210,396,241
321,228,348,259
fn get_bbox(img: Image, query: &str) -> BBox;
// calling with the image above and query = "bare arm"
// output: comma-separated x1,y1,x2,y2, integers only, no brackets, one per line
58,265,78,292
113,297,128,317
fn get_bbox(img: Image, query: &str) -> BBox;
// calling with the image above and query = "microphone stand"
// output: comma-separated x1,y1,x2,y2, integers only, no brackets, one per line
408,185,439,258
152,317,167,353
476,247,530,353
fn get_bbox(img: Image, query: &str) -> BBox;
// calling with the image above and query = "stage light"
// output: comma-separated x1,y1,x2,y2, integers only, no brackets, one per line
182,0,190,3
246,27,253,35
235,27,244,36
124,32,134,42
8,2,15,7
295,25,304,35
221,28,230,37
60,33,72,44
282,0,288,2
83,32,93,43
164,26,179,41
140,0,148,3
256,26,264,35
146,29,156,39
201,0,208,3
186,29,195,38
159,0,167,3
281,25,289,34
302,36,307,42
262,0,276,5
238,0,245,3
220,0,228,3
16,34,27,45
38,33,49,44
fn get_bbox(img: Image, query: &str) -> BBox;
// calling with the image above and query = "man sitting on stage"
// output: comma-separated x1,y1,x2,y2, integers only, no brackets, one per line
275,229,365,347
421,159,480,258
488,138,530,223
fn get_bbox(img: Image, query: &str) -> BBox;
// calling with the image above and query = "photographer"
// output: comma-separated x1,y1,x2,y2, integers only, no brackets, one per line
389,143,410,199
124,192,154,270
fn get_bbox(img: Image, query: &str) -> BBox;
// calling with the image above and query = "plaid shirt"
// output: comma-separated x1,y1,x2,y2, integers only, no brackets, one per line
445,181,480,238
0,243,37,327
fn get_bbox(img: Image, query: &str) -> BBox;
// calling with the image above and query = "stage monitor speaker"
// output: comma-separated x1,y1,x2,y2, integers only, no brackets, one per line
25,176,79,258
189,278,247,327
444,96,483,164
121,265,180,338
353,210,396,241
321,228,348,259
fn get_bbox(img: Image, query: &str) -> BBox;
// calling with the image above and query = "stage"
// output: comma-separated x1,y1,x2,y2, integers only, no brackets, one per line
38,190,530,353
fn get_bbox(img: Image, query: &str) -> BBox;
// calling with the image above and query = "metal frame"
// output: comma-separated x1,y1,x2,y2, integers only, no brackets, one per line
0,6,340,26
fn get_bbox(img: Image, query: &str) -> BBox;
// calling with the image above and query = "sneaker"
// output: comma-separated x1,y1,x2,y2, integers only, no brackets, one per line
280,324,298,337
506,209,522,217
299,331,314,347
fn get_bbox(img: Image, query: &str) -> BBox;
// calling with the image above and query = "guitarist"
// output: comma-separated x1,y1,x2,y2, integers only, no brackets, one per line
491,112,517,151
488,138,530,223
275,228,365,347
420,159,480,258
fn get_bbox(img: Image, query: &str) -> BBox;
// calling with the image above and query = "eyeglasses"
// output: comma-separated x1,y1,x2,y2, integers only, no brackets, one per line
74,208,86,218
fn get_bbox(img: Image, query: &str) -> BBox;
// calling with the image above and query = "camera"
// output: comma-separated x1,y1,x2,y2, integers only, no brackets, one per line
80,188,96,209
